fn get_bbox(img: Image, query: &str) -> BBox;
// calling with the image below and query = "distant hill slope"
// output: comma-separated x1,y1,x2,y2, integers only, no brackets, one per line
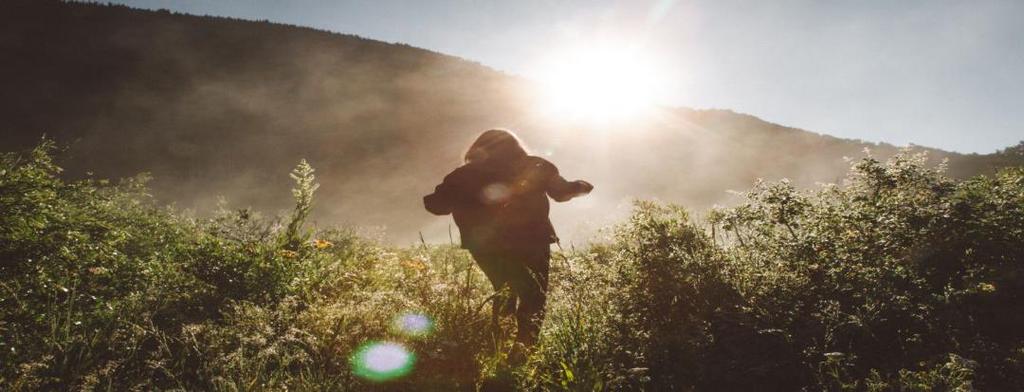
2,0,1021,243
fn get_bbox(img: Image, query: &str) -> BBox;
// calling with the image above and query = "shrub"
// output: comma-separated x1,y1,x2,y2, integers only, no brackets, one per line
0,142,495,390
2,143,1022,390
522,152,1023,391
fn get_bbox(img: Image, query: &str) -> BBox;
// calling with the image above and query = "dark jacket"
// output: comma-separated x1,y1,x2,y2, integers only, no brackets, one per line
424,155,586,251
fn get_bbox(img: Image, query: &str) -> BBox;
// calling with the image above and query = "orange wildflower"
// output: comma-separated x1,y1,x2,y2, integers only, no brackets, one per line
312,239,334,250
401,259,428,271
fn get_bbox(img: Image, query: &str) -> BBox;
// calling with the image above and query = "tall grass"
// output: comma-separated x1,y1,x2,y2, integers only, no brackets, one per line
2,142,1022,390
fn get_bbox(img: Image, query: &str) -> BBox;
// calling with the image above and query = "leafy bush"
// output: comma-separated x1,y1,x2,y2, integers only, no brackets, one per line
523,152,1023,391
2,143,1022,390
0,142,494,390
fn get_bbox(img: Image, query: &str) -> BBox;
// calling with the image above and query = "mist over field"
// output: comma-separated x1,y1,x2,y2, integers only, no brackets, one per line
2,1,1021,246
3,1,1024,391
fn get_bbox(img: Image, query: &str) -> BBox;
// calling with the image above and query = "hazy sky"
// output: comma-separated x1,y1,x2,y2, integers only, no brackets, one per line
108,0,1022,153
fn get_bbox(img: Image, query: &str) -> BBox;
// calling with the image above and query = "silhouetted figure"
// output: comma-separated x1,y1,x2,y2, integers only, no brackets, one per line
424,129,593,346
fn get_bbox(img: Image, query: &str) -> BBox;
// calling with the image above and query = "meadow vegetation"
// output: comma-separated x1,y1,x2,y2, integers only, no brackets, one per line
2,141,1022,391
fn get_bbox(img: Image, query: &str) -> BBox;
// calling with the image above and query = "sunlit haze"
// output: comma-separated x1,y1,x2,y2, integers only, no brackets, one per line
106,0,1024,153
532,42,668,124
4,2,1023,389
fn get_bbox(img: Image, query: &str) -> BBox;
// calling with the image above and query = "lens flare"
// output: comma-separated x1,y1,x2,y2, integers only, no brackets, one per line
350,341,415,382
480,183,511,204
392,312,434,338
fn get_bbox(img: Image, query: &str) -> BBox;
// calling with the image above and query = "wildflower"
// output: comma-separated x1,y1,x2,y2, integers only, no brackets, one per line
280,249,299,259
401,259,428,271
978,282,996,293
312,239,334,250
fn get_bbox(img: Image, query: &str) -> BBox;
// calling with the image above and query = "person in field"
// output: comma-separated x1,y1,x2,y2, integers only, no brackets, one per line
423,129,593,346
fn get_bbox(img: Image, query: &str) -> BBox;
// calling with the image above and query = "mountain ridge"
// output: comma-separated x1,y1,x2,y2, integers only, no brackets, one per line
2,0,1020,243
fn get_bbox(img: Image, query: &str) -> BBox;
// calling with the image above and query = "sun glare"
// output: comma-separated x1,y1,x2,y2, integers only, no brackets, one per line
533,44,665,124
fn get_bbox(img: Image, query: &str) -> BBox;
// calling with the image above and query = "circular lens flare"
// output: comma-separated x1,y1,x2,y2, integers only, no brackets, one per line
480,183,511,205
350,341,415,382
392,312,434,338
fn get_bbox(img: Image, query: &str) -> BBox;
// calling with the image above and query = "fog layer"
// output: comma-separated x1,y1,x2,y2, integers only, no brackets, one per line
2,1,1021,245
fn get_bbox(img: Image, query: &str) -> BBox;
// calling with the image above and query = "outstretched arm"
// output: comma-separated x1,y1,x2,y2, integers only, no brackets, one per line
546,171,593,202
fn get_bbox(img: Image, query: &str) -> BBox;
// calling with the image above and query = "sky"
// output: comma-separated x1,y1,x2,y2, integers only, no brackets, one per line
108,0,1023,154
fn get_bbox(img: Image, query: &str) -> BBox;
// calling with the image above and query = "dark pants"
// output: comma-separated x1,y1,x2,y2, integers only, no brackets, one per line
469,245,550,346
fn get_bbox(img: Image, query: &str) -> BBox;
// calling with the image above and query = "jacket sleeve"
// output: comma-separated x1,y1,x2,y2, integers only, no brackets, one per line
543,161,587,202
423,171,458,215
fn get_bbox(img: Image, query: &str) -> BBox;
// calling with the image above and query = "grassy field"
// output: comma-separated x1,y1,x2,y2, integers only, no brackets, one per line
2,142,1022,391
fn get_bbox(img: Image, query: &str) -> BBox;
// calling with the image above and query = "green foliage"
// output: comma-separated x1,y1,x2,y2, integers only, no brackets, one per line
521,152,1023,391
0,143,494,390
2,143,1022,390
283,159,319,251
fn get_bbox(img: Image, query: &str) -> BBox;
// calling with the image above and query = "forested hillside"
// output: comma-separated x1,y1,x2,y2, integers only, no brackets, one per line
1,0,1021,245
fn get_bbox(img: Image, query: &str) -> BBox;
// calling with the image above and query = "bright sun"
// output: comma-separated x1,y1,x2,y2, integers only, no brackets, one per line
533,44,665,124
